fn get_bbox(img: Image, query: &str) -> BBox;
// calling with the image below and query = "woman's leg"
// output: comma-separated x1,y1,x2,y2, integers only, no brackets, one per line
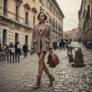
38,51,46,78
35,51,46,88
38,53,55,86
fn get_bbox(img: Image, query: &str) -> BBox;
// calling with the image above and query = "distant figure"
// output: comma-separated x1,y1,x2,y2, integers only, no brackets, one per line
5,44,9,62
2,44,6,61
23,43,28,57
59,40,64,50
67,46,73,62
15,41,21,63
9,43,15,63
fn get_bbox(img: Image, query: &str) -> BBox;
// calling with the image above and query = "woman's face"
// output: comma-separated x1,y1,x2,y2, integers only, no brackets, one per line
39,13,45,22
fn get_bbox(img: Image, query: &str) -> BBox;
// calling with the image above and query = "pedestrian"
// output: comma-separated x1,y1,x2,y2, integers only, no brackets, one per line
5,43,10,62
31,12,55,88
9,42,15,63
59,40,63,50
23,43,28,57
2,44,6,61
67,46,73,62
15,41,21,63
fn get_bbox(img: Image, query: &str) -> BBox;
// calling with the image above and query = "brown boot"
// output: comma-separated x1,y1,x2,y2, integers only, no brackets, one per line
35,76,41,88
48,75,55,87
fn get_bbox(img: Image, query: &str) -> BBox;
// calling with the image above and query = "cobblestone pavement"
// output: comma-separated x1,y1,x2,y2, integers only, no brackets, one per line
0,42,92,92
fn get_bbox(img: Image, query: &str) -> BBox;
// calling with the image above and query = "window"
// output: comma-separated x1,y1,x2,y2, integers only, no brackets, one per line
16,5,19,21
86,5,90,23
53,19,55,27
59,24,60,31
50,4,52,11
56,21,57,29
25,12,29,24
33,15,35,24
25,35,28,44
15,33,19,43
3,29,7,45
3,0,8,15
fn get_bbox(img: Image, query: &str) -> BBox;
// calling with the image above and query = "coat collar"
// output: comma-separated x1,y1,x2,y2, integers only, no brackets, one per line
37,23,47,35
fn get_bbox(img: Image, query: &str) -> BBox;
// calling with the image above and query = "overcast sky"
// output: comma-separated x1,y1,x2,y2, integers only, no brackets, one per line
56,0,82,32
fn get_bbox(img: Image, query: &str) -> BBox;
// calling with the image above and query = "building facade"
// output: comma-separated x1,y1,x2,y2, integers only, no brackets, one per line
0,0,64,48
63,28,79,41
78,0,92,48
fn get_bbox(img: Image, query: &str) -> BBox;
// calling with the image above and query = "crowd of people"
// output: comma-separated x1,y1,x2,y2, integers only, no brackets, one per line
0,41,28,63
0,39,71,63
53,39,72,50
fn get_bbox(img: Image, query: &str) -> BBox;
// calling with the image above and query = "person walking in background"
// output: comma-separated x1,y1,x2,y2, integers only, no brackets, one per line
67,46,74,62
15,41,21,63
2,44,6,61
5,43,10,62
31,12,55,88
9,43,15,63
23,43,28,57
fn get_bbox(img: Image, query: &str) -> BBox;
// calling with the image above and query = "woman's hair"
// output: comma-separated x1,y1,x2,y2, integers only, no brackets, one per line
37,12,47,20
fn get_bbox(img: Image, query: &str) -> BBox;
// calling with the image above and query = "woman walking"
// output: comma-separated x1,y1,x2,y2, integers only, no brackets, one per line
31,12,55,88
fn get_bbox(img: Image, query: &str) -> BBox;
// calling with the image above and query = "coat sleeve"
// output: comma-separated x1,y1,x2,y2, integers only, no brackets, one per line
49,24,53,49
31,25,35,49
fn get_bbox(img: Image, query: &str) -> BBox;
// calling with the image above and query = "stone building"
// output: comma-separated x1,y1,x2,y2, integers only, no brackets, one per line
63,28,79,41
0,0,64,48
78,0,92,48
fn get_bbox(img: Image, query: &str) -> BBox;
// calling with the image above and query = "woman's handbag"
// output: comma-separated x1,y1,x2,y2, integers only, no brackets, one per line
47,52,59,68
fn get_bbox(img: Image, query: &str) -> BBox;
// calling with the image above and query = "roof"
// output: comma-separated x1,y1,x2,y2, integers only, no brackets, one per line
53,0,64,18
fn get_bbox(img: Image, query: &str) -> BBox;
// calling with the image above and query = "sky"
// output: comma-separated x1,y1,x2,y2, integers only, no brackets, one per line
56,0,82,32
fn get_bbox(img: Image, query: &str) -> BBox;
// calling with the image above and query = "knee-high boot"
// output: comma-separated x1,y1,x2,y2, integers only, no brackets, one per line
35,75,41,88
48,75,55,87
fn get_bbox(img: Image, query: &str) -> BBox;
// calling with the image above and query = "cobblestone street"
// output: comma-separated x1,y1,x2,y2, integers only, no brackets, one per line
0,42,92,92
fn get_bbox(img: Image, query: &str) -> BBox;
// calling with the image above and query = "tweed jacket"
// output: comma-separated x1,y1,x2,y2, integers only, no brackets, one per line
31,23,53,53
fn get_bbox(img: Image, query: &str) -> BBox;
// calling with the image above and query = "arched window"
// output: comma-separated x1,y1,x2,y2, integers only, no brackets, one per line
3,0,8,15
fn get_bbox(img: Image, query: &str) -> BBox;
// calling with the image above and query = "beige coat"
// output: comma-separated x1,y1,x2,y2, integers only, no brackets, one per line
31,23,53,53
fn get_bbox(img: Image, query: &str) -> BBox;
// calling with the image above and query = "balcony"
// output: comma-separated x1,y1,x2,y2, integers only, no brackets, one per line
24,3,31,11
32,7,37,13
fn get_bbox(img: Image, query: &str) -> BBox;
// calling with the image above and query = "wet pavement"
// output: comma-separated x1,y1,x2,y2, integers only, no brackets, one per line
0,42,92,92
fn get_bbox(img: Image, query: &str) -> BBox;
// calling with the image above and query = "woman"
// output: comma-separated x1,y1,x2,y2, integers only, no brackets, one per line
31,12,55,88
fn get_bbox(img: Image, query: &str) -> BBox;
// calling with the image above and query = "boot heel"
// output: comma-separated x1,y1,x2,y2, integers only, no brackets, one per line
34,76,41,88
49,76,55,87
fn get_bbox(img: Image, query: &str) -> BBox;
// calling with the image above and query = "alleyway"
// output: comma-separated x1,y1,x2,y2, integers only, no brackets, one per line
0,42,92,92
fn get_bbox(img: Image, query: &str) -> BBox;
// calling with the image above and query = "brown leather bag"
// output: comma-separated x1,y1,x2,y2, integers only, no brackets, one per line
47,53,59,68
